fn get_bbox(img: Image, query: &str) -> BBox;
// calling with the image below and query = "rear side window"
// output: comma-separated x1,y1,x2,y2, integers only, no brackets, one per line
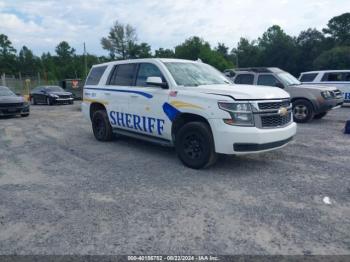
109,64,137,86
234,74,254,85
257,75,279,86
300,73,317,82
86,66,107,85
321,72,350,82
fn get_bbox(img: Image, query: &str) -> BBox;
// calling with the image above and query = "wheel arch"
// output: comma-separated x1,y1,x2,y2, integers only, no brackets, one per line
89,102,107,121
171,113,213,141
291,97,316,111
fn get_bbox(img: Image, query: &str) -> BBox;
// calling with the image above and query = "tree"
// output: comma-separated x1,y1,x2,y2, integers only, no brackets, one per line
323,13,350,45
258,25,298,75
231,38,261,68
55,41,77,79
313,46,350,70
175,36,233,71
215,43,229,59
296,28,326,72
17,46,41,75
154,48,175,58
101,21,137,59
0,34,17,74
129,42,152,58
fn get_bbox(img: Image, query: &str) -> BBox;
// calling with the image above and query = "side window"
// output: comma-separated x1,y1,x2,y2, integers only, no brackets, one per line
300,73,317,82
136,63,165,87
322,72,343,82
86,66,107,85
234,74,254,85
257,75,279,86
109,64,137,86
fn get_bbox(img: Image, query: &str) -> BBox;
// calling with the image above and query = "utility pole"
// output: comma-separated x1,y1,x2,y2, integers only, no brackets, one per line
84,42,88,79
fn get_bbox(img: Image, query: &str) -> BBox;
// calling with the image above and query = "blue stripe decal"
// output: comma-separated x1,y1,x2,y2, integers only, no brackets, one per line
84,87,153,99
162,102,181,122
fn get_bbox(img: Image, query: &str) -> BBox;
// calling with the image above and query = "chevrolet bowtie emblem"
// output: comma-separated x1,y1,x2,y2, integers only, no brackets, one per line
278,107,288,116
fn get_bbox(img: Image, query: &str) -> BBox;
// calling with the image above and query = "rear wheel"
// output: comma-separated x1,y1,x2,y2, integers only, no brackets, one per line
292,99,314,123
46,97,53,106
92,110,113,141
175,122,217,169
30,97,36,105
314,112,327,119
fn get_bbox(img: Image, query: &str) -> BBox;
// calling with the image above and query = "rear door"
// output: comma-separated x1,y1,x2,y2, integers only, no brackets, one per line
106,63,137,130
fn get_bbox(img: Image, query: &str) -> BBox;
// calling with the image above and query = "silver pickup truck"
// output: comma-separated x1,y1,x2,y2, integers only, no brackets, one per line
225,67,344,123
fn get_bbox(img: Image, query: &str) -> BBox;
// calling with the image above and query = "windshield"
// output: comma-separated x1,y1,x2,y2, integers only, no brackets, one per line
0,87,15,96
277,72,301,86
45,86,64,92
164,62,230,87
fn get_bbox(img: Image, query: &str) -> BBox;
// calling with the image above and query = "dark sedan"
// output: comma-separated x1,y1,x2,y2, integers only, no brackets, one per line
0,86,30,117
30,86,74,105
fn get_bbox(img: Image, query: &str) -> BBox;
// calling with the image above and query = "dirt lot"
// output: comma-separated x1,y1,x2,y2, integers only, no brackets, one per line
0,103,349,255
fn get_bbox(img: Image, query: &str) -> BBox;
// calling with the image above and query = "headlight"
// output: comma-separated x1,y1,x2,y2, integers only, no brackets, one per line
218,102,254,126
50,94,59,98
321,91,333,99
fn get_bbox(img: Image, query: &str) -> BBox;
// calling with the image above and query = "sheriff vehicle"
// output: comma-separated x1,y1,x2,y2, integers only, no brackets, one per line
82,59,297,169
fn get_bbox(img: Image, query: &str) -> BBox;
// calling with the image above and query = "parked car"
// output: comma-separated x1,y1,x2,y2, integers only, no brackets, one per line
226,67,344,123
0,86,30,117
299,70,350,104
30,86,74,105
82,59,296,169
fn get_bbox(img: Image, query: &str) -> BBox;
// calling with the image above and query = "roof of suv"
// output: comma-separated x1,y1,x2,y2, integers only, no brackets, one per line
234,67,285,73
93,58,198,67
301,70,350,74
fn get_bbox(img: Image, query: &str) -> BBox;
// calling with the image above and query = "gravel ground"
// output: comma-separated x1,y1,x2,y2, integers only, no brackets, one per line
0,103,349,255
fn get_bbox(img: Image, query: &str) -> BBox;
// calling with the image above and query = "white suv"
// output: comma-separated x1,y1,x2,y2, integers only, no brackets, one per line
82,59,297,169
299,70,350,104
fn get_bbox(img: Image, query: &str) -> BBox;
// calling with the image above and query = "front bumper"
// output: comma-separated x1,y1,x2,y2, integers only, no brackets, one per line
315,97,344,113
51,97,74,104
209,119,297,154
0,105,30,116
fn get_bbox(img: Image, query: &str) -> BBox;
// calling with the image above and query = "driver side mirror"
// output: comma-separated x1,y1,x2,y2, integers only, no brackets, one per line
146,76,168,89
275,82,285,89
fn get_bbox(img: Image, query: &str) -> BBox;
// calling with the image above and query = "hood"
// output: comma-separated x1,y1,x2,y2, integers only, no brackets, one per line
187,84,290,100
0,95,24,103
292,84,338,91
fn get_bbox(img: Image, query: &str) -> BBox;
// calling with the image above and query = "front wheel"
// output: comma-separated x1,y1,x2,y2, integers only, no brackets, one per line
175,122,217,169
46,97,53,106
92,110,113,141
314,112,327,119
21,113,30,117
292,99,314,123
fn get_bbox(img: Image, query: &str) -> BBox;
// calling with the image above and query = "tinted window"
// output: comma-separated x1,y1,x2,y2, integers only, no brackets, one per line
234,74,254,84
300,73,317,82
136,63,164,87
109,64,137,86
86,66,107,85
322,72,350,82
257,75,279,86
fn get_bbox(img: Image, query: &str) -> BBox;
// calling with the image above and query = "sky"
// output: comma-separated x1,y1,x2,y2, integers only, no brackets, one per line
0,0,349,56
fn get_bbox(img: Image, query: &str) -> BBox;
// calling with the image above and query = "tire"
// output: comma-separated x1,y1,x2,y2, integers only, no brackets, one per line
30,97,36,105
21,113,30,117
175,122,217,169
314,112,328,119
46,97,53,106
92,110,113,141
292,99,314,123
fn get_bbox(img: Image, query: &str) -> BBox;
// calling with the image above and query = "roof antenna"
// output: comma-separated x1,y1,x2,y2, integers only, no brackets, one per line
196,58,203,63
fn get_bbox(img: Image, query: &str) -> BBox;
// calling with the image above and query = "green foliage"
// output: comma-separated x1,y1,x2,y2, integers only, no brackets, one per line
0,34,17,74
154,48,175,58
232,38,261,67
313,46,350,69
323,13,350,45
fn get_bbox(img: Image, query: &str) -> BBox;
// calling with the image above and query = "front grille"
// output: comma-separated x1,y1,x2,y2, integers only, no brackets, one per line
333,90,342,97
261,113,292,128
59,95,71,99
258,100,290,110
0,103,24,108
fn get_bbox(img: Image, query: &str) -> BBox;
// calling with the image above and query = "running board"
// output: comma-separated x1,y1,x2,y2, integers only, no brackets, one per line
112,128,173,147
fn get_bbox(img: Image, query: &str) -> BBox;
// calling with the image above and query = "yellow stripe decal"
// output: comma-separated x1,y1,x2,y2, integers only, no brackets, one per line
83,98,109,105
170,100,203,110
